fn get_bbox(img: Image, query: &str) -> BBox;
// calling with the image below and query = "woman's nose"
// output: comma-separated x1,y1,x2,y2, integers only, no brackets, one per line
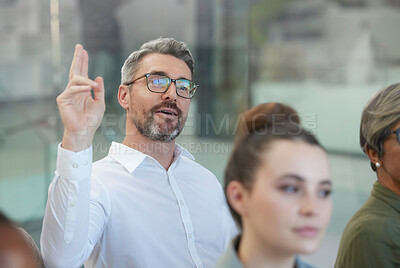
299,195,320,217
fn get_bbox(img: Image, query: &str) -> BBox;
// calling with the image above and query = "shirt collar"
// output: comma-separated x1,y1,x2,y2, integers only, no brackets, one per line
215,236,244,268
218,236,310,268
372,181,400,214
174,143,195,161
108,142,195,174
294,257,313,268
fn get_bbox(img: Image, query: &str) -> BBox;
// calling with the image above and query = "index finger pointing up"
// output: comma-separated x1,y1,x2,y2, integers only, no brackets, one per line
69,44,85,80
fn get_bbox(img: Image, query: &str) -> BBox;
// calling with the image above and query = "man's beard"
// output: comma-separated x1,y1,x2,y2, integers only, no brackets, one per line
132,102,186,142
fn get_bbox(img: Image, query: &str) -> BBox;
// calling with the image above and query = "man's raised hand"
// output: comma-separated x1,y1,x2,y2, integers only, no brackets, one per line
56,44,106,152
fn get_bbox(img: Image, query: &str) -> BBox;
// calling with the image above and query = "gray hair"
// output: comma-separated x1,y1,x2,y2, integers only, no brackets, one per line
360,83,400,171
121,37,194,85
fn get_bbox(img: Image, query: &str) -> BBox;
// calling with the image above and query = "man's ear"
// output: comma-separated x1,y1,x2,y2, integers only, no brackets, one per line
118,85,130,110
226,181,249,217
365,144,380,165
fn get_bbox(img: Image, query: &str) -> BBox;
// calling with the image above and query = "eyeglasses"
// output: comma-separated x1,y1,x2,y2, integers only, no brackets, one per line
386,128,400,145
124,73,199,99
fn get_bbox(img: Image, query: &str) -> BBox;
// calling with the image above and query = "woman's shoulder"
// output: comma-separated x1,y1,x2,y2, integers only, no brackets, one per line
341,195,400,243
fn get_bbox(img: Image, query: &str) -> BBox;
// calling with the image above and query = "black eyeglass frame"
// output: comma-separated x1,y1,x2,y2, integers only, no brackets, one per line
385,127,400,145
124,73,199,99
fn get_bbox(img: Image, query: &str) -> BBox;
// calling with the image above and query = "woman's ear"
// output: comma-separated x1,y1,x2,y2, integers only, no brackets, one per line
365,144,380,166
118,85,130,110
226,181,248,217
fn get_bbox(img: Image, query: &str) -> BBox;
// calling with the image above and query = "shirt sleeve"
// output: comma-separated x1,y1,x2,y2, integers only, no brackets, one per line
40,144,109,268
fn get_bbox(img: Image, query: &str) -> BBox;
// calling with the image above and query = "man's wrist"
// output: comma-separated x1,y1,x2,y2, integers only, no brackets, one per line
62,131,93,152
57,142,93,181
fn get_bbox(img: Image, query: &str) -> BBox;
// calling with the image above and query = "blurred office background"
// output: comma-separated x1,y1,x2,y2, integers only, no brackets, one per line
1,0,400,266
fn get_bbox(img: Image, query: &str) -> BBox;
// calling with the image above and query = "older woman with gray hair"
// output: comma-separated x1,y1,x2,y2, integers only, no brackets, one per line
335,83,400,267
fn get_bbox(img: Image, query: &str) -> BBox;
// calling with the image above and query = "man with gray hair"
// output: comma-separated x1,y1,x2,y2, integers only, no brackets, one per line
41,38,236,268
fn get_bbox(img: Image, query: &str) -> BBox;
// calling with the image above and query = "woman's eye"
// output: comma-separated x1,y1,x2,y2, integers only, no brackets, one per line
318,189,332,198
280,185,299,194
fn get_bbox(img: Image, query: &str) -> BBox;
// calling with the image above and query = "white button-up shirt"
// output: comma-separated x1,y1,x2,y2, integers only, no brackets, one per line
41,142,237,268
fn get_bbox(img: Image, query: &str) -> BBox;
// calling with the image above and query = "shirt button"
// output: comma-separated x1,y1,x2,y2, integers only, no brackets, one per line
72,162,78,168
83,160,88,166
71,202,76,207
188,233,192,239
179,200,184,206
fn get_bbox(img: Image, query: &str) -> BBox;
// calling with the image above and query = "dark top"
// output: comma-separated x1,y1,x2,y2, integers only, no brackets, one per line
335,181,400,267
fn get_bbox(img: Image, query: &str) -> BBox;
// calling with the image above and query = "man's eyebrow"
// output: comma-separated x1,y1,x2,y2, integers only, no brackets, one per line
150,71,191,81
150,71,167,76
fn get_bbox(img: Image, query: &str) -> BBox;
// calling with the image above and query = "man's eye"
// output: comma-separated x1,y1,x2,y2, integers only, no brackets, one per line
177,85,188,91
177,81,190,90
152,79,167,87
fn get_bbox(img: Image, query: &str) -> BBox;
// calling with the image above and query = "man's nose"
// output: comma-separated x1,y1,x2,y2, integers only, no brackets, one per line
161,81,178,102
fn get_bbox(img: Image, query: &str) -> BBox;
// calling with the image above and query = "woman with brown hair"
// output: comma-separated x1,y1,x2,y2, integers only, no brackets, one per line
215,103,332,268
0,211,44,268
